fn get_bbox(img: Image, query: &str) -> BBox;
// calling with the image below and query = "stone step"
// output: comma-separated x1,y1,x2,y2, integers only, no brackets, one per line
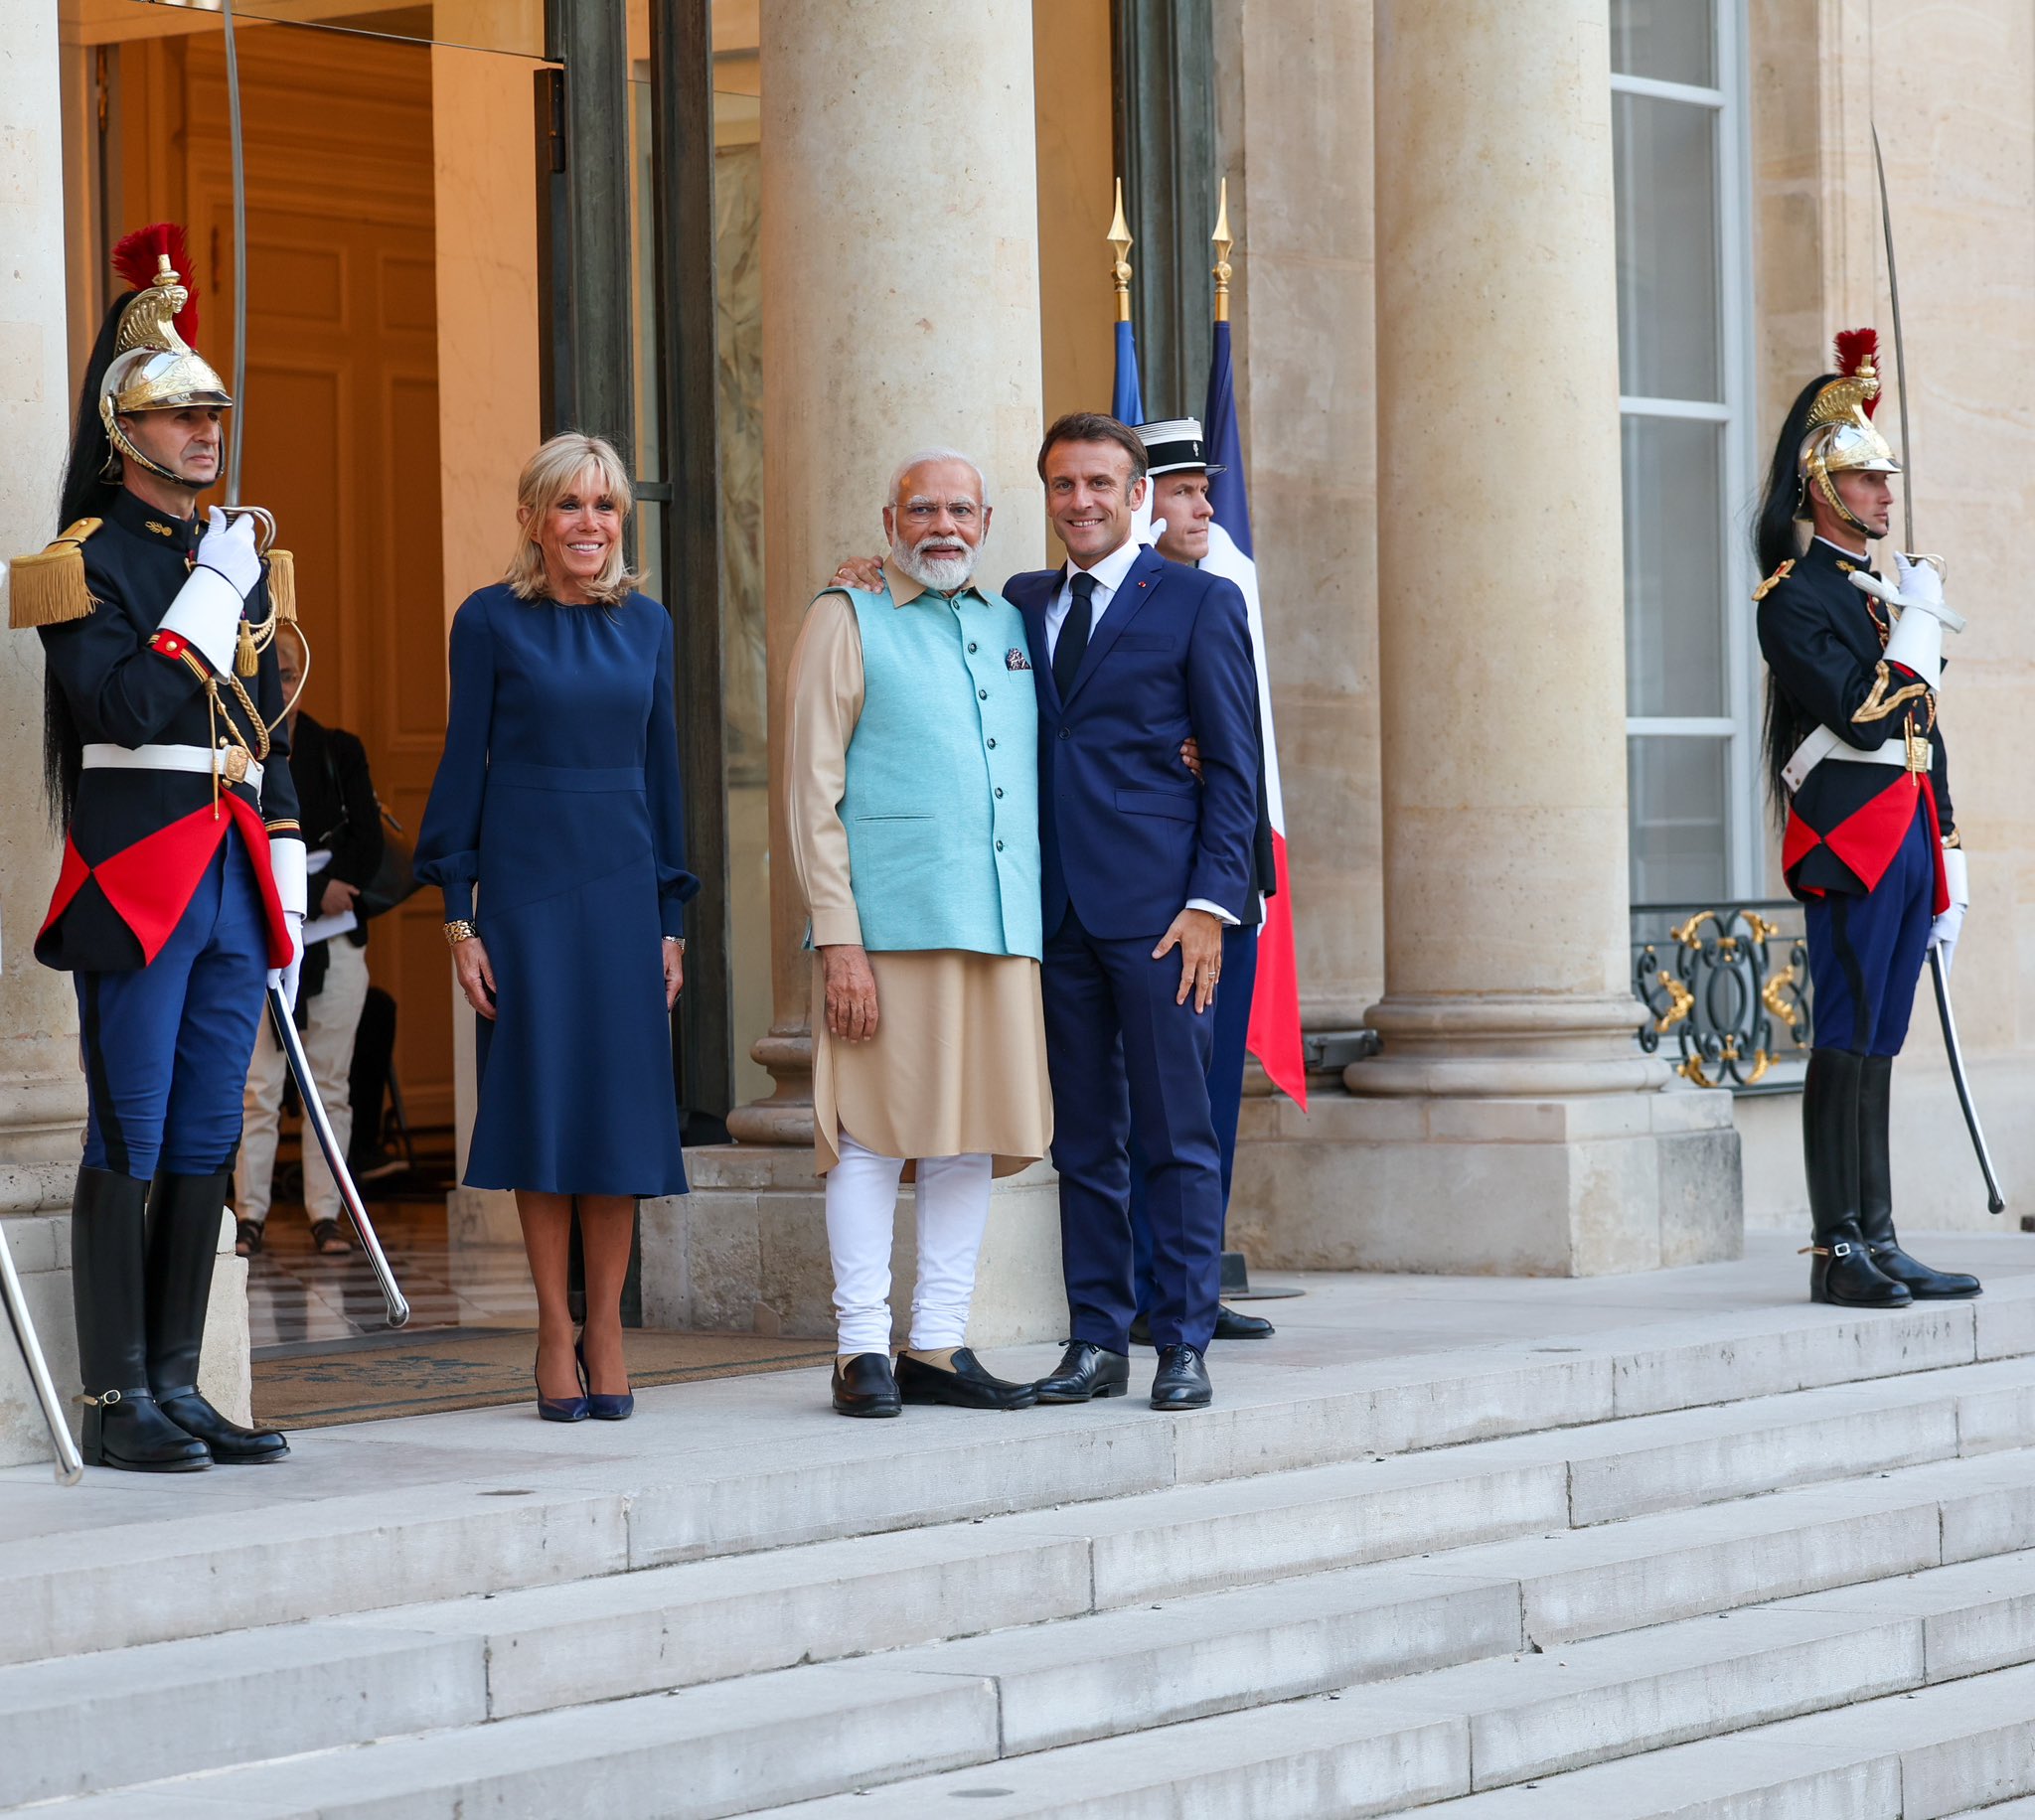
48,1562,2035,1818
14,1442,2035,1810
7,1340,2031,1677
737,1562,2035,1819
35,1659,1002,1819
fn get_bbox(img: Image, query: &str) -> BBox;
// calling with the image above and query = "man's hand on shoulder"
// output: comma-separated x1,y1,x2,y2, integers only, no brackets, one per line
821,942,880,1042
829,555,887,593
1154,908,1223,1013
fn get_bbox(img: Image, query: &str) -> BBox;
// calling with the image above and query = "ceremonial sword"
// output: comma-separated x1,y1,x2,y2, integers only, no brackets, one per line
1872,124,2006,1214
266,985,411,1327
0,1222,82,1485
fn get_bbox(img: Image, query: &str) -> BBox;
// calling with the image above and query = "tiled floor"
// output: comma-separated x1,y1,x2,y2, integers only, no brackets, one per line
245,1201,538,1349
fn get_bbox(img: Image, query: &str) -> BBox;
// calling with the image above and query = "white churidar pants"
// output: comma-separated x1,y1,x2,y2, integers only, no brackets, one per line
235,938,371,1227
825,1130,992,1355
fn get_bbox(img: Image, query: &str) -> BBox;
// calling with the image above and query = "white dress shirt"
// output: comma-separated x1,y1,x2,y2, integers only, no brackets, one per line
1046,534,1237,928
1043,532,1145,662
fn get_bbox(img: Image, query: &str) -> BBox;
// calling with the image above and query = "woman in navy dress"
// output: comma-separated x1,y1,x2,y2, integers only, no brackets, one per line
417,433,697,1422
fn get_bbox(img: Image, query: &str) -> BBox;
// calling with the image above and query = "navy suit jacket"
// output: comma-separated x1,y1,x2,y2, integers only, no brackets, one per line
1006,545,1261,942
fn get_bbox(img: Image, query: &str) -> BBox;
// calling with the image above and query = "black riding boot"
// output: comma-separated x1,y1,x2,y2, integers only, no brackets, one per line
146,1171,289,1462
1857,1055,1981,1299
1802,1049,1909,1308
71,1166,212,1471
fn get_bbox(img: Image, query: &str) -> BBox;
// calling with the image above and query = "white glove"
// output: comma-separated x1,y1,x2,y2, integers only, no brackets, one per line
1930,846,1969,975
268,915,305,1013
157,510,259,676
1851,553,1965,692
198,508,262,597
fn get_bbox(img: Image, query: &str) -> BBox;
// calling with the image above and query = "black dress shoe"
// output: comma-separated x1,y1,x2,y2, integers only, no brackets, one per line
832,1352,902,1418
1214,1304,1275,1340
1151,1343,1213,1410
895,1348,1038,1411
1032,1341,1131,1403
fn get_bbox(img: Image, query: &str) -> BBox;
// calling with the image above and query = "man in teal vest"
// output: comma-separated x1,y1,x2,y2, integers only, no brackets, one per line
785,449,1054,1418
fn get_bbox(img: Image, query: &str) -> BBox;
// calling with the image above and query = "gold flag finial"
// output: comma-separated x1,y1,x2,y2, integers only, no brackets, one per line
1210,177,1234,324
1107,178,1134,324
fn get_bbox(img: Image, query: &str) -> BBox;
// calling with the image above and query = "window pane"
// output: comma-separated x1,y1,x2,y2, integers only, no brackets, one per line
1610,0,1714,86
1622,414,1724,716
1613,92,1720,400
1629,736,1729,903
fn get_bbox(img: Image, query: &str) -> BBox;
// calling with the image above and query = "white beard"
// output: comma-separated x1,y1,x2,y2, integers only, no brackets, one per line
892,535,979,593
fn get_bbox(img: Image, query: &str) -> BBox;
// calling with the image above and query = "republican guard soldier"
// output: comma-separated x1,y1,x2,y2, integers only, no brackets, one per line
1754,329,1979,1309
9,225,304,1470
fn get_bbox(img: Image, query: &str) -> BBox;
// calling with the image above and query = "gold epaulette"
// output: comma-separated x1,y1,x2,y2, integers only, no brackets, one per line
1751,558,1795,602
7,519,102,629
264,548,297,622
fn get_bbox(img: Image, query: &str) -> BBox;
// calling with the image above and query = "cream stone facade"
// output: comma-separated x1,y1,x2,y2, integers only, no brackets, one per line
4,0,2035,1465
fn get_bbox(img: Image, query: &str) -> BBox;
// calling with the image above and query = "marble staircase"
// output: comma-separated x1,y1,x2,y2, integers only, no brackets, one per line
3,1236,2034,1817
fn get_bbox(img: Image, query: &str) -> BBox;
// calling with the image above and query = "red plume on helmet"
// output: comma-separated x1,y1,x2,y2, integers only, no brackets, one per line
1831,328,1881,418
110,223,200,345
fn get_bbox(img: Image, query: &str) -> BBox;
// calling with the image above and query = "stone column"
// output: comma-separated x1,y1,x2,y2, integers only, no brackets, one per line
647,0,1065,1346
0,4,89,1464
1333,0,1740,1274
726,0,1047,1143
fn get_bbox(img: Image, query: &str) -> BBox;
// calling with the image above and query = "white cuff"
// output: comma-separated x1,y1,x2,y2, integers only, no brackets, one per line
1186,897,1240,927
1878,601,1944,690
269,834,308,919
1942,845,1969,909
157,564,245,677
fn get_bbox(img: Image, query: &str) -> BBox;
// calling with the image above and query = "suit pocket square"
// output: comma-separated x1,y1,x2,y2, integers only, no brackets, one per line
1006,648,1032,671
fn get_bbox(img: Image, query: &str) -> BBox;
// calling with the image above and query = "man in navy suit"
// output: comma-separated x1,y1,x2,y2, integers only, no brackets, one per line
1008,412,1261,1411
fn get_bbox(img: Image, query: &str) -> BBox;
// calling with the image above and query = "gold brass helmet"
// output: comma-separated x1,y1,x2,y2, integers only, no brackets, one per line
96,224,233,489
1796,327,1901,538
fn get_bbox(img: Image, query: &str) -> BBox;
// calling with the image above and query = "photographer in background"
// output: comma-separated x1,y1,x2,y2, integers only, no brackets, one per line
235,630,384,1258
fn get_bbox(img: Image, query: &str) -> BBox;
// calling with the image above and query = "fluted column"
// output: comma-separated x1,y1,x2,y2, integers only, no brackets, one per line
0,2,87,1215
729,0,1046,1142
1353,0,1665,1100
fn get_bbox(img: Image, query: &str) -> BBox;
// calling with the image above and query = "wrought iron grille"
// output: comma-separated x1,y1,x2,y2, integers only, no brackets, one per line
1631,900,1811,1093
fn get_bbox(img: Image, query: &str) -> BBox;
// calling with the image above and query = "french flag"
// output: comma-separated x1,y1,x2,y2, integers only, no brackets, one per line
1201,318,1307,1108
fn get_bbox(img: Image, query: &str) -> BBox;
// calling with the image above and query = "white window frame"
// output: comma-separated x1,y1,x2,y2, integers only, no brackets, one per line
1614,0,1761,900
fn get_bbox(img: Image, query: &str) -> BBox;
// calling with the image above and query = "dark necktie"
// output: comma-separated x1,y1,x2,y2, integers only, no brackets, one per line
1054,571,1097,699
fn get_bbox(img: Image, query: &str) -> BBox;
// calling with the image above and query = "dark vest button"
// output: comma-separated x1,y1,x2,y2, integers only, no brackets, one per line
978,688,988,700
1058,727,1069,739
986,737,997,748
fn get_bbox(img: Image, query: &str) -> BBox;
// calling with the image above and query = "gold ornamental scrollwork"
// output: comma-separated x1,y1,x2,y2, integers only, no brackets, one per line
1634,902,1812,1092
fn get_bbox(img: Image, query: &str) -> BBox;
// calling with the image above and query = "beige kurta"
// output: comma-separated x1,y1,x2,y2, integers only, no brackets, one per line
786,577,1052,1177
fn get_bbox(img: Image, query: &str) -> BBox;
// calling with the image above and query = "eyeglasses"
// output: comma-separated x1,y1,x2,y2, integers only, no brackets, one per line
900,500,980,524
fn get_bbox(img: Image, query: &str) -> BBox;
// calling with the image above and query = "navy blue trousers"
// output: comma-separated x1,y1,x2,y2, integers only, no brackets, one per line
76,830,269,1181
1128,918,1258,1313
1041,905,1225,1353
1804,799,1936,1056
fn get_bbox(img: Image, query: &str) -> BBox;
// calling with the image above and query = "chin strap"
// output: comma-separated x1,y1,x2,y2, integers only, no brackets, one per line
1805,458,1879,542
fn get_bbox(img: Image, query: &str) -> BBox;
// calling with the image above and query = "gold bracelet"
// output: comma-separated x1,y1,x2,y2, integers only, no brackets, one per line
444,920,478,945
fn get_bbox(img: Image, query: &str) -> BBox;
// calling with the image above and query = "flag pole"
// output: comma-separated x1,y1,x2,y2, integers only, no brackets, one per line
1211,177,1233,324
1108,178,1135,323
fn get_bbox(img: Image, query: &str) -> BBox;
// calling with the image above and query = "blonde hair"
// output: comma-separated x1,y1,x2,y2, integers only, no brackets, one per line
505,432,641,606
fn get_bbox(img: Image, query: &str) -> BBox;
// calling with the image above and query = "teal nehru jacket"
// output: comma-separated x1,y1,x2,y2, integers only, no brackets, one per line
828,577,1041,961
